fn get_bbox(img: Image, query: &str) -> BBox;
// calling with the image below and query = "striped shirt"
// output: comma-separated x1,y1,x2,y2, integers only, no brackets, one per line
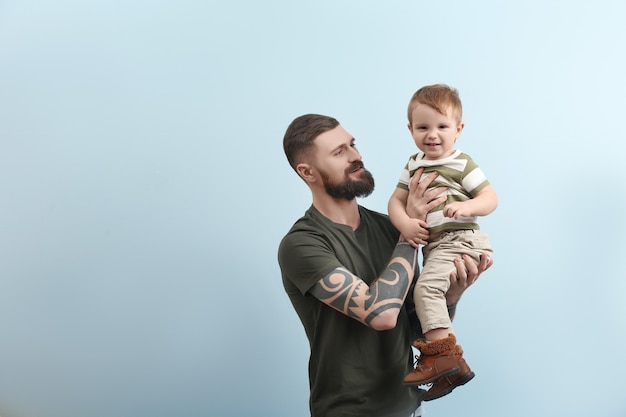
396,149,490,236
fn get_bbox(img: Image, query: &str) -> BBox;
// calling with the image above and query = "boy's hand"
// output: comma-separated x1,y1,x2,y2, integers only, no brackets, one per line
443,201,472,219
398,218,430,248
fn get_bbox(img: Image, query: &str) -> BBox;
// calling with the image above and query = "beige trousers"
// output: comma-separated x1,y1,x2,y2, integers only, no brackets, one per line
413,229,493,334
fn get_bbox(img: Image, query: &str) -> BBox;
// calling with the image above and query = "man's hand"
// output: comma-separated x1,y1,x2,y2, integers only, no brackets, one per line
406,167,448,220
445,252,493,306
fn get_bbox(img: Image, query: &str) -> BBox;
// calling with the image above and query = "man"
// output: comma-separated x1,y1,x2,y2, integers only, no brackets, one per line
278,114,491,417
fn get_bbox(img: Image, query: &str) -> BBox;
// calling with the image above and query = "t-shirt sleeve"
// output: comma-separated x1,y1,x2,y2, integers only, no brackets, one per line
278,231,343,296
460,154,490,196
396,158,413,190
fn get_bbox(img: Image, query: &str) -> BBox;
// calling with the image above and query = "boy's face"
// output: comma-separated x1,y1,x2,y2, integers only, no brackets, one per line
408,104,464,160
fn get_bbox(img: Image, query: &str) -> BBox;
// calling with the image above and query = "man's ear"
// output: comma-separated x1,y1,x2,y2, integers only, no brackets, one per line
296,163,315,183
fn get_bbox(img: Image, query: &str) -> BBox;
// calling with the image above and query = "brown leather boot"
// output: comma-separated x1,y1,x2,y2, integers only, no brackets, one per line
403,334,460,386
424,345,475,401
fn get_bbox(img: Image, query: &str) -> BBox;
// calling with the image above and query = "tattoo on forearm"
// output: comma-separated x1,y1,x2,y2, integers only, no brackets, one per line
311,241,418,326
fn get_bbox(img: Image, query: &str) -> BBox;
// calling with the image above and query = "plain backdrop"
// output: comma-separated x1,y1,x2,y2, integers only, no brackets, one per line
1,1,625,416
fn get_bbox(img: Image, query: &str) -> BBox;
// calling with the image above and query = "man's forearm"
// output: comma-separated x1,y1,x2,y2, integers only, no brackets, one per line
376,240,418,293
311,240,418,328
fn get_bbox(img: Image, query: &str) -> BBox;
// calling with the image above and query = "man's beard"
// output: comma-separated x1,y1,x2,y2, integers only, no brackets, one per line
322,162,375,200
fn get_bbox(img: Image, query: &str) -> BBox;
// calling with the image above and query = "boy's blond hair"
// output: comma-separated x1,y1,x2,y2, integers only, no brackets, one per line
407,84,463,125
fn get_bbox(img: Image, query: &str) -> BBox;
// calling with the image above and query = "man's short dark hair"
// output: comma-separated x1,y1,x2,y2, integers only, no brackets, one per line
283,114,339,172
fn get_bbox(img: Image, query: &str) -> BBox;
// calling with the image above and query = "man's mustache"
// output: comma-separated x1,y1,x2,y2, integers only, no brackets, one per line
346,161,365,174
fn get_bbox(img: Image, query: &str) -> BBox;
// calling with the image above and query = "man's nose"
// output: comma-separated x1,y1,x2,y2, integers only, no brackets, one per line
349,146,362,160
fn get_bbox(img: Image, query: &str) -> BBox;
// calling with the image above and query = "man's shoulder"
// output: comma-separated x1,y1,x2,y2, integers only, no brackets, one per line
279,207,334,251
280,206,393,246
282,206,328,235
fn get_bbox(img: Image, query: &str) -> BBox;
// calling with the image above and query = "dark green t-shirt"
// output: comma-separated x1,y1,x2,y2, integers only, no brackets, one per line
278,205,423,417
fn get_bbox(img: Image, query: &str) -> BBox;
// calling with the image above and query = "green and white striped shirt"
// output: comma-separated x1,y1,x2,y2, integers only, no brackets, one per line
396,149,490,236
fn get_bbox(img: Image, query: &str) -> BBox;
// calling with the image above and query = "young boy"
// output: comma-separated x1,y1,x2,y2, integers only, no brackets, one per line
388,84,498,401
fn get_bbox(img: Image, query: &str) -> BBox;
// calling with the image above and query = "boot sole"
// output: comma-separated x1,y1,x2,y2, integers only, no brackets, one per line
403,366,460,386
424,371,475,401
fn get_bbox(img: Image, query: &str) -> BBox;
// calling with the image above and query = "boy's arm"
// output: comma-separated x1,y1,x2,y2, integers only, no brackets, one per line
443,185,498,219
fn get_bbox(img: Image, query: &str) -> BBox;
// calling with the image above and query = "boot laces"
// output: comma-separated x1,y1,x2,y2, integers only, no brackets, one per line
410,354,435,389
412,353,422,367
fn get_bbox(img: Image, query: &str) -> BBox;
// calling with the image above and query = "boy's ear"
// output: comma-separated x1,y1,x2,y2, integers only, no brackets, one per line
455,121,465,138
407,122,412,133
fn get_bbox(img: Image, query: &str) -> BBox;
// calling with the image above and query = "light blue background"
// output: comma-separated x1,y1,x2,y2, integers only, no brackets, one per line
1,1,625,416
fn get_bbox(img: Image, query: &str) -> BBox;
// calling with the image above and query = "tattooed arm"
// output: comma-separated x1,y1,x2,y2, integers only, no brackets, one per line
309,239,418,331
